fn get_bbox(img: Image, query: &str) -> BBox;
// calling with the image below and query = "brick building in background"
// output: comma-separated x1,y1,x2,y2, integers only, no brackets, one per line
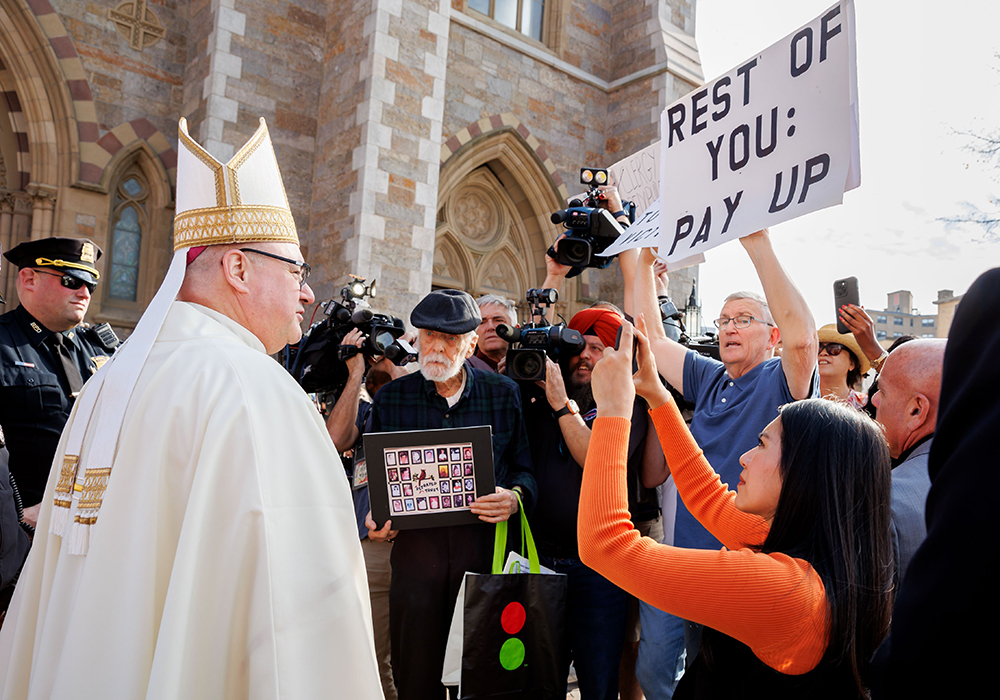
872,288,964,348
0,0,703,331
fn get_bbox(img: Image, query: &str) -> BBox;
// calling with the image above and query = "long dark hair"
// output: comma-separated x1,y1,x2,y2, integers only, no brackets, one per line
759,399,893,694
845,348,862,389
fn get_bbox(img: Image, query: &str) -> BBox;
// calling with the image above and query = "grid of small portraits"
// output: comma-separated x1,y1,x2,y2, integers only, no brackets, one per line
384,443,477,516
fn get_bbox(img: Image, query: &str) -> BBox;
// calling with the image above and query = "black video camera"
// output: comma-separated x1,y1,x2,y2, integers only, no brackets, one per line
498,288,584,382
287,276,415,394
548,168,636,273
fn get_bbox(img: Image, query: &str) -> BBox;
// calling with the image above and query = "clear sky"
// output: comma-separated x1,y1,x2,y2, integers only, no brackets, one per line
689,0,999,330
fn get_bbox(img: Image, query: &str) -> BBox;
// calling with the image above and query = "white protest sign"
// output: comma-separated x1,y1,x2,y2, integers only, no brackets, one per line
606,139,705,270
618,199,703,271
603,0,860,261
609,141,660,218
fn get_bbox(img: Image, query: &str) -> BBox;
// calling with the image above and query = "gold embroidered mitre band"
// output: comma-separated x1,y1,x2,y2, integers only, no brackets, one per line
173,117,298,250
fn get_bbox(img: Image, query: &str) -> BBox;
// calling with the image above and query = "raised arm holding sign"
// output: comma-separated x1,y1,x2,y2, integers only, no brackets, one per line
604,0,859,261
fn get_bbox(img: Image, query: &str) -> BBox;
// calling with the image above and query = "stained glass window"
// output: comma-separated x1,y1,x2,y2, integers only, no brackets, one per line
108,171,148,302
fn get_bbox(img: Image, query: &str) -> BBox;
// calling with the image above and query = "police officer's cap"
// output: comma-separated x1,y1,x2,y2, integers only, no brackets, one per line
4,237,103,286
410,289,480,334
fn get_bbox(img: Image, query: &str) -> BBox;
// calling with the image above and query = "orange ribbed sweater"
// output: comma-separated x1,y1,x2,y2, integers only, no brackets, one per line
577,400,829,675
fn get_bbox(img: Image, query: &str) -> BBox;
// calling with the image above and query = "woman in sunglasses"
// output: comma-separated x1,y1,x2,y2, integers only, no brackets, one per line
816,324,870,410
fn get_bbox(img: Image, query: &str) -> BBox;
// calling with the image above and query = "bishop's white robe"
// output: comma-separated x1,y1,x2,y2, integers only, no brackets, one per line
0,302,383,699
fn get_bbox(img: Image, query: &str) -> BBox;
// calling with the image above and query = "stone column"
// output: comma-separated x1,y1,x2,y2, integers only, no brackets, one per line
26,183,58,241
310,0,451,318
182,0,247,159
0,193,14,301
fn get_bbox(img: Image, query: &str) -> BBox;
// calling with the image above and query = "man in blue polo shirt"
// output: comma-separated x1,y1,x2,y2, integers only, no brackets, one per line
632,229,818,699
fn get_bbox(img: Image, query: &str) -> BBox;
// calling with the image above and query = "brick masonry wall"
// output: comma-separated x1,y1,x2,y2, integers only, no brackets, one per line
308,0,451,316
179,0,324,241
52,0,187,144
445,23,608,186
231,0,324,238
28,0,701,324
305,0,369,303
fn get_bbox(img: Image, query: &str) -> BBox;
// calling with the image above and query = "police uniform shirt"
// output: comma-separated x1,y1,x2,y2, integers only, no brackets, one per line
0,305,111,505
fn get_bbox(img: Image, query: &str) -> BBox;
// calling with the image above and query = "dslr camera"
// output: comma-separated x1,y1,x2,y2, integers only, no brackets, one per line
287,276,416,394
498,288,584,382
548,168,636,271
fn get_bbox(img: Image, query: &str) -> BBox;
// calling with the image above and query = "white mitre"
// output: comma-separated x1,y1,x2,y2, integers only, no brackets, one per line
173,117,297,249
50,118,298,553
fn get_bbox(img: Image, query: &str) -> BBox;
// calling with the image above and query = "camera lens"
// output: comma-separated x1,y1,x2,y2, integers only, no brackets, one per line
373,330,395,352
557,238,591,267
513,352,543,379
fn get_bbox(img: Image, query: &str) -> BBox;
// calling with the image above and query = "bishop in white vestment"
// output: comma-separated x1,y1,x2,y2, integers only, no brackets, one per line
0,119,384,699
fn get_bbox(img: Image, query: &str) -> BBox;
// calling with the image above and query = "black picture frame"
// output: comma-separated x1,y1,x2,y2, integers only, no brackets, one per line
365,426,496,530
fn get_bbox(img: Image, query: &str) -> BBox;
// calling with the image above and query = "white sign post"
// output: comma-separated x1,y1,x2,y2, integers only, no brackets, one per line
603,0,860,261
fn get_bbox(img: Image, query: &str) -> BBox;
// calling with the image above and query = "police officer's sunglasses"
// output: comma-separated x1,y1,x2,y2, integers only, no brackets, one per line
33,269,97,294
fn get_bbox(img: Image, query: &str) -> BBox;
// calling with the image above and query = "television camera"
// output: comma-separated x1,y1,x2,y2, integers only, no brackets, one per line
287,275,416,395
548,168,636,273
497,288,585,382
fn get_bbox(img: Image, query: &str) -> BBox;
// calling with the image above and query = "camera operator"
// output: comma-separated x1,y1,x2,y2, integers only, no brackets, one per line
326,327,413,700
522,206,666,698
541,184,633,304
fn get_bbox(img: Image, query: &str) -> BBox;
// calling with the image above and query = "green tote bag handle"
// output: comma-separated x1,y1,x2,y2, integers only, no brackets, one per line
491,491,540,574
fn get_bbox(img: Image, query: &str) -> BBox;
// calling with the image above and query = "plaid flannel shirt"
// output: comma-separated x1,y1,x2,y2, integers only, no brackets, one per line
370,362,537,514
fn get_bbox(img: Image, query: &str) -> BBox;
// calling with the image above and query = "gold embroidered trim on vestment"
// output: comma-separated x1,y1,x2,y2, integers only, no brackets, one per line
54,455,80,501
76,466,112,514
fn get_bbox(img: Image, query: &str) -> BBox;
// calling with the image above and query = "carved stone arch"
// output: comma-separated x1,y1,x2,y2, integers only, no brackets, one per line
438,117,585,319
478,246,529,299
0,0,82,190
94,118,178,194
437,163,534,302
101,138,173,206
431,232,475,291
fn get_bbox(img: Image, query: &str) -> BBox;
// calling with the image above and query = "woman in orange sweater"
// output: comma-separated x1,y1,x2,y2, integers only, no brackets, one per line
578,321,893,699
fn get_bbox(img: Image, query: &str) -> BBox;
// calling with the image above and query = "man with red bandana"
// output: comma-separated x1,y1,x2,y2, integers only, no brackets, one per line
523,301,665,700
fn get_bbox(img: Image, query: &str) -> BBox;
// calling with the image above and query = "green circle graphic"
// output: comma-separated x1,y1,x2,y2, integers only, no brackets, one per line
499,637,525,670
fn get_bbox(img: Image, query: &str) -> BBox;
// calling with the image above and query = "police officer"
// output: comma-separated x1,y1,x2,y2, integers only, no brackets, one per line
0,238,117,526
0,247,32,619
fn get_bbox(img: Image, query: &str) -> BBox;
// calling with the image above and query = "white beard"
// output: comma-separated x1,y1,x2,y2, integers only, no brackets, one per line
419,350,464,383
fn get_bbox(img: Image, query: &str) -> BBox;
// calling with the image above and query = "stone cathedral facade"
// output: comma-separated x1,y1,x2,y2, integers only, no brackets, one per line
0,0,702,331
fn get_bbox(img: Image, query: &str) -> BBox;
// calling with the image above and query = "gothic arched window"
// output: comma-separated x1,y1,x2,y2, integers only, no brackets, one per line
107,168,148,301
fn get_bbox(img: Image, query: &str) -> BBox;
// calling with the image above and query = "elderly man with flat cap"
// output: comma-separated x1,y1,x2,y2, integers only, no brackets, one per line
365,288,536,700
0,237,117,523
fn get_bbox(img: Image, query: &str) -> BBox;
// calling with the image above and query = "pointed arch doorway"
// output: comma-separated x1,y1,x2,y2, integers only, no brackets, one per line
434,126,582,323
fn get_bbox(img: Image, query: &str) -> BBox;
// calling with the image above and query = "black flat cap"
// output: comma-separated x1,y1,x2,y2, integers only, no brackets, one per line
4,237,103,286
410,289,480,334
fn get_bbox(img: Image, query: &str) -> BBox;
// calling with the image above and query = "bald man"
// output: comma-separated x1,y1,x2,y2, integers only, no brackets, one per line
871,339,946,583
